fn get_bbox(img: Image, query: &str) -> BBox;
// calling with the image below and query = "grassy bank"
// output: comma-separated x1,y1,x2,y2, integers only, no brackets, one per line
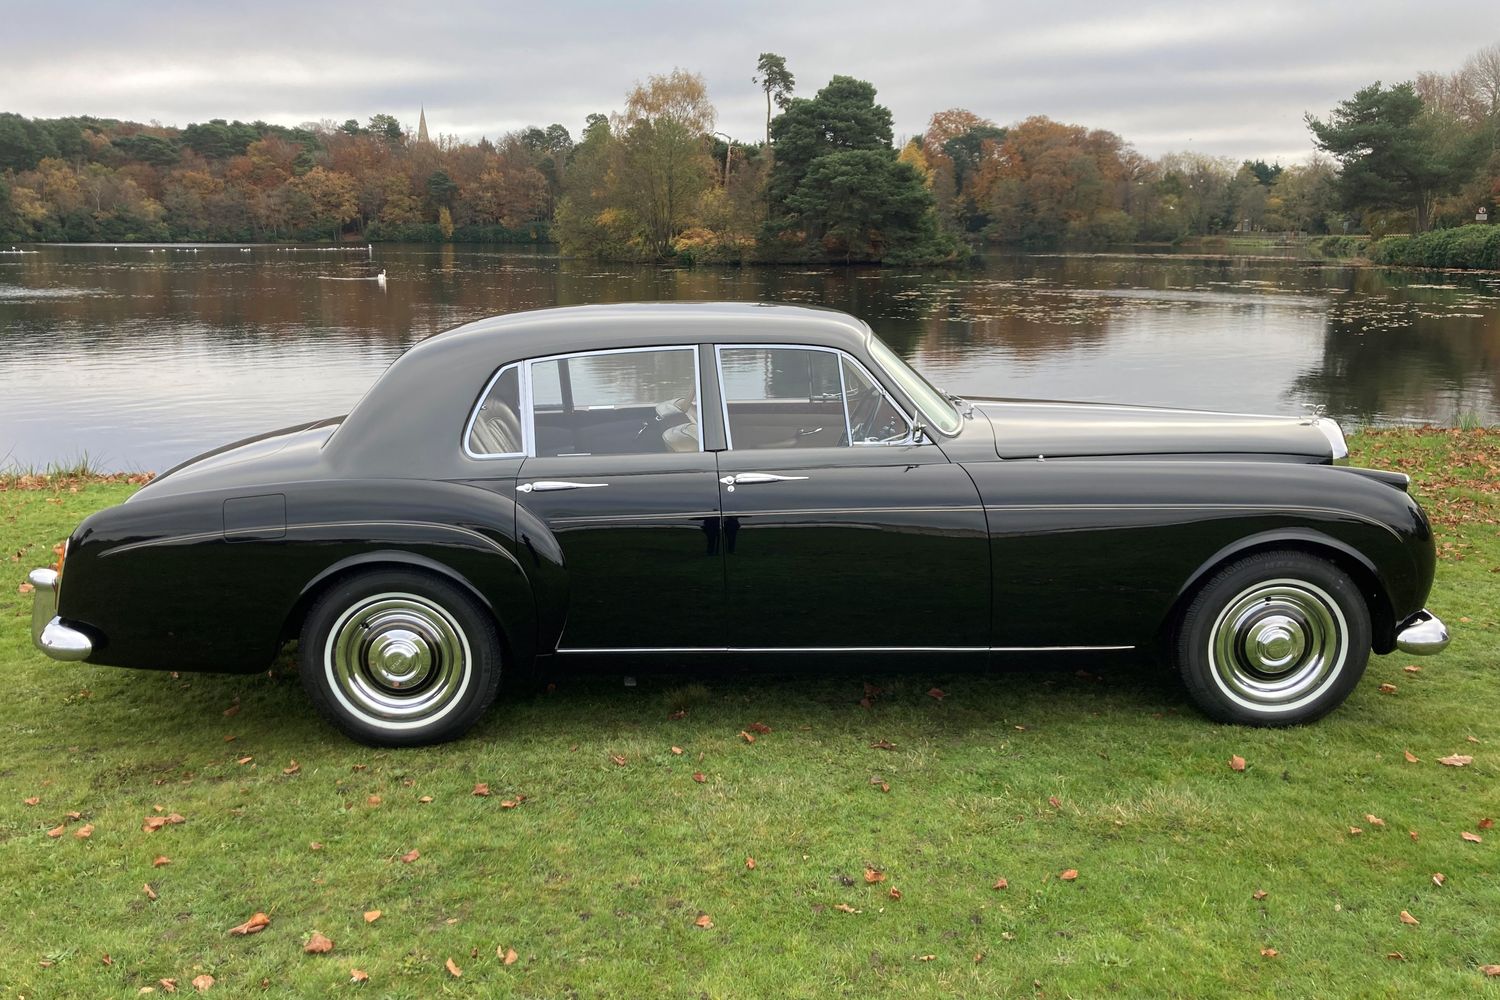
2,430,1497,997
1310,226,1500,270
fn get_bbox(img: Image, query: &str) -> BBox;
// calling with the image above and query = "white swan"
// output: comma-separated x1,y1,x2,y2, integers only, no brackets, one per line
377,270,387,287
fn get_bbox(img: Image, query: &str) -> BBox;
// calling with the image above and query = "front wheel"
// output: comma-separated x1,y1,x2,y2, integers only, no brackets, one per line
1173,551,1371,726
299,569,501,746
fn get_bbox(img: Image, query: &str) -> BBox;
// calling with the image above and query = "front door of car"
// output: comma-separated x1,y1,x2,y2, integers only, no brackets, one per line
713,345,990,651
514,346,723,651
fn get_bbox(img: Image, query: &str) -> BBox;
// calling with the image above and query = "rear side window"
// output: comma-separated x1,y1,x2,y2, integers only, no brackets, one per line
465,364,523,457
529,348,700,457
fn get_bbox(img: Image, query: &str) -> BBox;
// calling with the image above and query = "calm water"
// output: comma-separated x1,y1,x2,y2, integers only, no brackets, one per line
2,244,1498,471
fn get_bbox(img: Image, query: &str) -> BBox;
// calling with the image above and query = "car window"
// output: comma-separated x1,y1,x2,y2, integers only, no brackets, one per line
465,364,523,457
717,346,910,449
528,347,700,457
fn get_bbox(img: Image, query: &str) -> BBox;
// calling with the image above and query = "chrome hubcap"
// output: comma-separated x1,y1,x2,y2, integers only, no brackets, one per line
324,593,471,728
1208,579,1347,711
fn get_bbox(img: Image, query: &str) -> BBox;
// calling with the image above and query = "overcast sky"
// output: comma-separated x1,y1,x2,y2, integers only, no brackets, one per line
8,1,1499,163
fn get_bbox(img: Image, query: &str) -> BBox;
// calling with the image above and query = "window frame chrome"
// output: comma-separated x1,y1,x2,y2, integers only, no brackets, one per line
463,345,704,461
713,342,921,451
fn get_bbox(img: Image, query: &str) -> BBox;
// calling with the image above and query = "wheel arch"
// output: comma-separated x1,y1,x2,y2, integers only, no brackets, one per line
1160,529,1396,654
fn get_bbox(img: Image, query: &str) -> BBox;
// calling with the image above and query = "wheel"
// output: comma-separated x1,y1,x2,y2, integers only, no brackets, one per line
298,569,501,746
1173,550,1371,726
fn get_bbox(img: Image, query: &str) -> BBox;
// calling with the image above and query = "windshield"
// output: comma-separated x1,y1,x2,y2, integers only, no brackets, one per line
866,335,962,436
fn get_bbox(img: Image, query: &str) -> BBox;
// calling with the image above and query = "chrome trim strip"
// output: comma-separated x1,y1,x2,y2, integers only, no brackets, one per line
547,510,720,525
554,644,1134,654
728,505,983,515
102,520,510,557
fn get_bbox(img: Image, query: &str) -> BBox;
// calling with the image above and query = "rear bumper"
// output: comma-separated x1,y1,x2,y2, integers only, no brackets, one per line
1395,609,1449,656
28,568,92,662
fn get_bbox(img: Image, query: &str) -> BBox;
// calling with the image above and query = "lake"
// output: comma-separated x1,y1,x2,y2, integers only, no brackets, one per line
2,243,1498,472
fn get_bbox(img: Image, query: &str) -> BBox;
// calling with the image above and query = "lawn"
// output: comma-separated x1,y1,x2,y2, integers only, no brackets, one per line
1,431,1496,998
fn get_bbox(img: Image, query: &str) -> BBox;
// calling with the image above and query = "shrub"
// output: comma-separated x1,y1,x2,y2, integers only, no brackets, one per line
1367,224,1500,270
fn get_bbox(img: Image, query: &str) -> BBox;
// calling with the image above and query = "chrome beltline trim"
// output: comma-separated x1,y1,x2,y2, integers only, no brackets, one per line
555,644,1134,654
103,520,509,557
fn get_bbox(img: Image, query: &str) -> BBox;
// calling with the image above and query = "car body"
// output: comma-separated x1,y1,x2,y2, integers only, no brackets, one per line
30,302,1450,744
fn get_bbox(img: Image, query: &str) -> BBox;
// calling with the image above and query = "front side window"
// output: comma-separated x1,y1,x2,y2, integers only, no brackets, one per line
529,347,699,457
718,346,911,449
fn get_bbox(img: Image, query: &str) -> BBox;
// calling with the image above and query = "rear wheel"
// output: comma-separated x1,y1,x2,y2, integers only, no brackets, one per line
1174,550,1370,726
298,569,501,746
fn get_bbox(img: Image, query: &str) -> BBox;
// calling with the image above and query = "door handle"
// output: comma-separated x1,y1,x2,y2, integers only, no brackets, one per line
517,481,609,493
719,472,809,492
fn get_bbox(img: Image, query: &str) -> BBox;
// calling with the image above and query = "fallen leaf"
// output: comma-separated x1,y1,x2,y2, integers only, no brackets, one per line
917,954,936,961
1261,947,1278,958
1378,683,1397,694
993,878,1009,890
143,883,158,901
67,810,83,820
304,931,333,954
670,746,683,755
889,887,902,900
366,795,381,807
222,703,240,718
142,813,185,832
46,824,65,838
236,756,252,765
871,779,890,792
159,978,177,992
1439,754,1473,767
102,953,112,966
746,857,756,870
1462,831,1483,843
191,974,213,992
864,867,886,884
1433,873,1446,886
418,795,433,803
975,951,987,962
499,797,523,809
350,969,368,983
445,958,462,978
870,740,896,750
500,946,518,965
1404,750,1420,763
23,796,38,806
609,754,626,767
1481,818,1495,830
1252,889,1268,900
399,849,420,863
1229,755,1246,772
927,687,945,701
1059,869,1079,881
363,910,381,923
1483,964,1500,977
1365,814,1386,827
749,722,772,734
18,581,34,594
472,783,489,797
1387,951,1406,961
668,709,686,720
1410,830,1420,841
694,913,713,928
1467,735,1481,744
1404,664,1422,674
833,903,861,913
282,760,300,775
228,912,270,935
309,841,324,851
1048,796,1062,809
1399,910,1419,925
740,730,755,744
74,823,93,839
351,763,366,772
692,772,706,783
1349,826,1363,836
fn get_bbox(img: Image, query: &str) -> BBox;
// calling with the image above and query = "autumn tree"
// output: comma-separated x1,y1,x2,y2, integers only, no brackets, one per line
974,116,1133,246
753,53,795,145
608,69,717,256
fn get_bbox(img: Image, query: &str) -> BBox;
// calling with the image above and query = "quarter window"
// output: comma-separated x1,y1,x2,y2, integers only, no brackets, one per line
466,364,523,457
717,346,911,449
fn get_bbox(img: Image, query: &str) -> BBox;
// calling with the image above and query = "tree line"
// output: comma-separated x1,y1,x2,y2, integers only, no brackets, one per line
0,43,1495,264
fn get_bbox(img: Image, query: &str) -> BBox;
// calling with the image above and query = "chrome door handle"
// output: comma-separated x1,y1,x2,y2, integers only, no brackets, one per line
719,472,809,492
517,481,609,493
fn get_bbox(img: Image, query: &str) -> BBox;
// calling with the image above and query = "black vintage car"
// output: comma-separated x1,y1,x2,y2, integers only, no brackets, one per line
30,302,1449,745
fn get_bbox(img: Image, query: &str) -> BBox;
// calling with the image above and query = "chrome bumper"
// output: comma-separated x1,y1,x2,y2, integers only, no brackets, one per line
1395,609,1449,656
28,568,92,662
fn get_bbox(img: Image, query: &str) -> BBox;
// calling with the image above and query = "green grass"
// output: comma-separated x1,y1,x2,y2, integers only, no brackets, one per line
2,431,1498,997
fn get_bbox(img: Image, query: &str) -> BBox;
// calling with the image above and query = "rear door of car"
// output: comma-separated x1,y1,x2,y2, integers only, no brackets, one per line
712,344,990,652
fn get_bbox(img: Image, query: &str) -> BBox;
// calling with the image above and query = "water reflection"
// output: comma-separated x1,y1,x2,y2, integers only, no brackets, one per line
0,245,1496,470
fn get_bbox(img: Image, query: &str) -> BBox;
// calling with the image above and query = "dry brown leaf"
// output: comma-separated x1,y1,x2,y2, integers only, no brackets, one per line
1439,754,1473,767
366,795,381,807
1399,910,1419,925
350,969,369,983
1252,889,1268,900
1260,947,1278,958
1229,755,1246,772
740,731,755,744
1481,818,1495,830
191,974,213,992
746,857,756,870
222,704,239,717
159,978,177,993
1467,735,1481,744
974,951,985,963
500,946,518,965
143,883,158,901
927,687,945,701
1387,951,1406,961
445,957,462,978
18,581,34,594
363,910,381,923
1378,683,1398,694
668,709,686,720
236,756,252,766
749,722,772,734
228,912,270,935
418,795,433,804
917,954,936,961
609,754,626,767
1482,964,1500,977
692,772,706,783
399,849,420,863
1433,873,1447,886
1349,826,1364,836
1048,795,1062,809
1462,831,1483,843
472,783,489,797
153,855,171,867
670,746,684,755
870,740,897,750
864,867,886,884
993,878,1009,890
310,841,324,851
102,953,112,966
304,931,333,954
499,796,524,809
143,813,186,833
22,796,38,806
1409,830,1420,841
1403,664,1422,673
46,824,66,838
889,887,902,900
67,810,83,821
694,913,713,928
1365,814,1386,827
282,760,300,775
1059,869,1079,881
74,823,93,839
1404,750,1420,763
833,903,860,913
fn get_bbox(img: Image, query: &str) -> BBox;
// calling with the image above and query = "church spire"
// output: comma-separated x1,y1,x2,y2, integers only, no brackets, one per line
417,106,430,144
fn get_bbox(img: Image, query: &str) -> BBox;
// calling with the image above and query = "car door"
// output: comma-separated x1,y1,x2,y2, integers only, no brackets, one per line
713,344,990,651
513,345,723,651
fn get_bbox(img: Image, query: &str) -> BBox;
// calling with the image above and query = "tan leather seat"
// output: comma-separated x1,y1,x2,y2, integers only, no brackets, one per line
470,402,522,455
